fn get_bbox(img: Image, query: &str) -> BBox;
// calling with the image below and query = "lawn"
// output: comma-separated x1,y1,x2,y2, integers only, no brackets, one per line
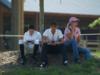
0,51,100,75
93,50,100,58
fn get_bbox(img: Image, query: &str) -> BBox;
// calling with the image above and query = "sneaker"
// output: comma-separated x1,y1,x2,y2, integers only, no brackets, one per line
40,62,47,68
74,59,81,64
20,59,25,65
63,60,68,65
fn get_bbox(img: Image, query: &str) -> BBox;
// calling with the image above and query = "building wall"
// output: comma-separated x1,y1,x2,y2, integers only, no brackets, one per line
3,12,99,32
0,4,10,49
1,11,100,49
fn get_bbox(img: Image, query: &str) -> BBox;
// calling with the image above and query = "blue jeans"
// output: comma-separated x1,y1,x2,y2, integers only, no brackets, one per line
78,47,91,60
64,39,91,62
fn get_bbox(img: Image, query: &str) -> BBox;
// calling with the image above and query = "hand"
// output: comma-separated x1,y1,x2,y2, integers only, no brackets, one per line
27,41,34,44
42,36,49,44
51,43,57,46
67,32,73,39
47,41,57,46
55,42,60,45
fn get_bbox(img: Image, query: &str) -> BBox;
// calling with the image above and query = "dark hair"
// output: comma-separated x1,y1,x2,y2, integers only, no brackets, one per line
50,22,57,26
29,25,34,29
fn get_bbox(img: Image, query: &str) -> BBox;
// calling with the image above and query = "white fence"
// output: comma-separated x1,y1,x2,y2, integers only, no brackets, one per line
81,33,100,50
0,33,100,50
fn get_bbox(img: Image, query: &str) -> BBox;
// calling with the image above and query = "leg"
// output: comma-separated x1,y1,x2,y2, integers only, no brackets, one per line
70,39,80,62
41,44,49,65
78,47,91,60
65,39,79,62
33,44,39,59
19,44,26,64
60,44,68,64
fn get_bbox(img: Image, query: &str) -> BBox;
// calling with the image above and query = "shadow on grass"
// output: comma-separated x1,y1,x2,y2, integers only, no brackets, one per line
0,56,100,75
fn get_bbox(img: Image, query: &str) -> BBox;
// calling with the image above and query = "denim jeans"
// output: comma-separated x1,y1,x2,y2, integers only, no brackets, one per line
64,39,91,62
78,47,91,60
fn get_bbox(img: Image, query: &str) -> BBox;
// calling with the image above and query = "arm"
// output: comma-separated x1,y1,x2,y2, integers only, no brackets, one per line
23,32,27,43
18,36,24,45
56,30,64,45
23,32,34,44
76,28,81,43
64,28,73,40
76,35,81,43
56,38,64,45
66,32,73,39
42,36,48,44
42,30,50,44
37,32,42,45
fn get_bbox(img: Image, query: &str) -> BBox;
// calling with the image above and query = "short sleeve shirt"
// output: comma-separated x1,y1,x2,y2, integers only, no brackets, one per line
23,31,42,44
43,28,63,42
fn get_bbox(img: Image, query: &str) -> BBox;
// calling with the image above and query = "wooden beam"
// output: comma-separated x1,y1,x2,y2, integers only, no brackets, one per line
11,0,24,49
39,0,44,32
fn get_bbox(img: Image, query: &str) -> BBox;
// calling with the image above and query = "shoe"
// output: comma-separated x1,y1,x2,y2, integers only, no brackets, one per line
63,60,68,66
40,62,47,68
20,59,25,65
74,59,81,64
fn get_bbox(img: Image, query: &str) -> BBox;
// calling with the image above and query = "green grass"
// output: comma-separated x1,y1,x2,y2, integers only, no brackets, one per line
1,51,100,75
1,58,100,75
93,50,100,57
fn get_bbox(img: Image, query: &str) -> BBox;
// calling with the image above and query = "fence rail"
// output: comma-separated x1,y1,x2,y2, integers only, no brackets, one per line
0,33,100,50
0,33,100,37
81,33,100,50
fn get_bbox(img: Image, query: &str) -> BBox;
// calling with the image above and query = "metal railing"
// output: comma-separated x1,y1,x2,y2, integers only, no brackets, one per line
80,33,100,50
0,33,100,50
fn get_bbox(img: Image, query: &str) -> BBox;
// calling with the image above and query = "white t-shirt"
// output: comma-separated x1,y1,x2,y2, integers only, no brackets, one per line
43,28,63,42
23,31,42,44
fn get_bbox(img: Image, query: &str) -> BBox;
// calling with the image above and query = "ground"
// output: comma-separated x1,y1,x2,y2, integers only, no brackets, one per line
0,50,100,75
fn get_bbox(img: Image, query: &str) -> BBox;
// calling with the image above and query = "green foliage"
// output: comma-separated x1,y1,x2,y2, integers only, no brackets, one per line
89,17,100,28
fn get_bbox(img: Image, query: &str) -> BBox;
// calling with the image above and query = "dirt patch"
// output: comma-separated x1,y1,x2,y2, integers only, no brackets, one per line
0,51,19,66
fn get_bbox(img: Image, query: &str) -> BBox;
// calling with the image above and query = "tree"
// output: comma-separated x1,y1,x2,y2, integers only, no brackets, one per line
89,17,100,28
